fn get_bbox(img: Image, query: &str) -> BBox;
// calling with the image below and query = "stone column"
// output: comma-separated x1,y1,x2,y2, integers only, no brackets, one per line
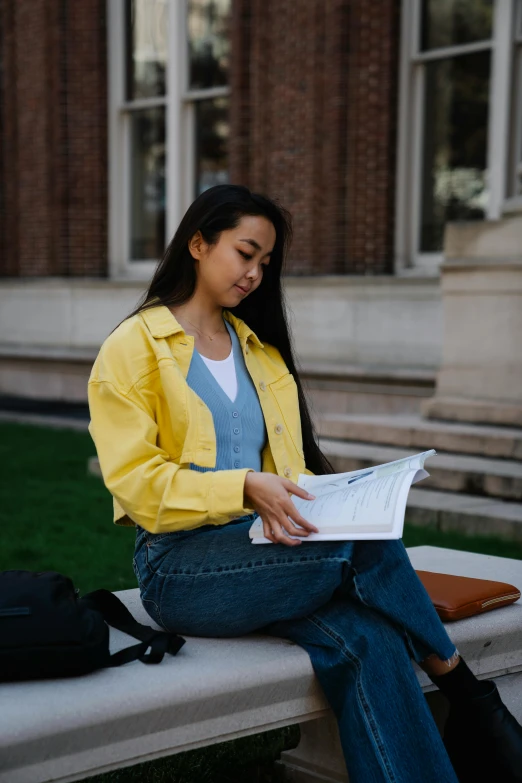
279,693,448,782
280,713,349,783
421,213,522,427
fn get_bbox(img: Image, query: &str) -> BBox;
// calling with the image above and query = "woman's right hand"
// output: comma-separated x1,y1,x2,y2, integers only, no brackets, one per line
243,471,319,546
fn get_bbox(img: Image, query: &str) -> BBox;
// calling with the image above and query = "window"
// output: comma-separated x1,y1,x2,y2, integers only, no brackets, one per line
187,0,231,196
108,0,231,277
125,0,167,263
396,0,516,272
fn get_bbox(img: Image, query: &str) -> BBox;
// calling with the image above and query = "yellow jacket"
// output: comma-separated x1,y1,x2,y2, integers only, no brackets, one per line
88,305,313,533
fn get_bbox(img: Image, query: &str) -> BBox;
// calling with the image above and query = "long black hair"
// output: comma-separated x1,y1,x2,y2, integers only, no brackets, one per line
128,184,334,476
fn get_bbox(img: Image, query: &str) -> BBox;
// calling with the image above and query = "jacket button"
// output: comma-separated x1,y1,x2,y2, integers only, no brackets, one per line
274,424,283,434
234,460,240,468
284,467,292,477
232,410,239,418
259,381,266,391
233,427,240,435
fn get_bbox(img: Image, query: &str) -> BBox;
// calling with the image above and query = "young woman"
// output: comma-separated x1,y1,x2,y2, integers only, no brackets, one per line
88,184,522,783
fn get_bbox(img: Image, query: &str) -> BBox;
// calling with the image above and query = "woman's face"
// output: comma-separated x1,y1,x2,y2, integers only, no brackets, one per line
189,215,276,307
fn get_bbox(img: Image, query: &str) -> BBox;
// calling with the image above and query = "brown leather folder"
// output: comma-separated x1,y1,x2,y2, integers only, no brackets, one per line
415,570,521,622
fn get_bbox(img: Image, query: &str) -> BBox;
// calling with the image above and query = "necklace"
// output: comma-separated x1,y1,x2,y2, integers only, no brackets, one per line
184,315,226,342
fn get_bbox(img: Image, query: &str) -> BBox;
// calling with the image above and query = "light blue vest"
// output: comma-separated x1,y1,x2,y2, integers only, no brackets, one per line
186,319,267,473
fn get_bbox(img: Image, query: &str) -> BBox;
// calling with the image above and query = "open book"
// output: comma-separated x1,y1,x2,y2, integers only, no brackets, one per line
249,450,435,544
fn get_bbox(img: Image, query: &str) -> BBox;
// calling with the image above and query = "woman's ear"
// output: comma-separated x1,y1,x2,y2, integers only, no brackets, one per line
188,230,205,261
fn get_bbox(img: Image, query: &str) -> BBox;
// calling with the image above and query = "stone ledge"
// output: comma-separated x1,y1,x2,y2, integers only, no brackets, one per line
300,362,435,385
0,277,443,375
0,275,441,290
0,547,521,783
406,488,522,541
444,215,522,260
0,344,98,363
0,411,89,431
317,413,522,460
320,439,522,500
422,395,522,428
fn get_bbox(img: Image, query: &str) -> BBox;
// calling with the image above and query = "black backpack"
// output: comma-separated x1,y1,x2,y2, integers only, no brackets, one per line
0,570,185,681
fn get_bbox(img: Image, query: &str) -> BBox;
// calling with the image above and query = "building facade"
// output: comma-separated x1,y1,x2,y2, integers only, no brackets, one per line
0,0,521,415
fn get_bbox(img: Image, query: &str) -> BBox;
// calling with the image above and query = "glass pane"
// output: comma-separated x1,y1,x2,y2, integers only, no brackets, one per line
129,108,166,260
126,0,168,100
195,97,229,195
512,50,522,196
421,0,492,51
188,0,231,89
420,51,490,253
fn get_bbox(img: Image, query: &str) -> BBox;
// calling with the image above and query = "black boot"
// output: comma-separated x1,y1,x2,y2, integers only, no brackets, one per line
443,680,522,783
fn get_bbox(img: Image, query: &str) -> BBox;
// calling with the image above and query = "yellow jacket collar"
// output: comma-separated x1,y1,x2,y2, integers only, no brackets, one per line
140,306,184,338
223,310,264,349
140,305,264,349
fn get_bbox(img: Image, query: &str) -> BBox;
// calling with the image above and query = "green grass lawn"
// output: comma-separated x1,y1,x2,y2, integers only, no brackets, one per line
0,422,135,592
1,421,521,590
1,420,521,782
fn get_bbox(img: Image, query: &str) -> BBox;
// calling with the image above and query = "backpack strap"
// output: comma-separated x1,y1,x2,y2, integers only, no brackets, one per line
81,589,185,666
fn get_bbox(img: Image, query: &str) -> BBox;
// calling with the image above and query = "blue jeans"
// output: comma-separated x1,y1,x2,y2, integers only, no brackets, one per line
133,516,460,783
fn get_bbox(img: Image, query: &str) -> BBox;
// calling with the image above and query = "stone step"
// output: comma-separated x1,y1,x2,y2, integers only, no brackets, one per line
405,487,522,541
0,410,89,431
319,439,522,500
301,363,436,417
317,413,522,460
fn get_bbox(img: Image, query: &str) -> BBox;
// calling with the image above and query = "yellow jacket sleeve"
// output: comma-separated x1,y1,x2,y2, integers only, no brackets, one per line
88,379,255,533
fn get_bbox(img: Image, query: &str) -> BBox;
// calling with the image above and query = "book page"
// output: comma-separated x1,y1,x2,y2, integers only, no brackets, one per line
249,450,436,543
298,450,435,494
291,468,417,534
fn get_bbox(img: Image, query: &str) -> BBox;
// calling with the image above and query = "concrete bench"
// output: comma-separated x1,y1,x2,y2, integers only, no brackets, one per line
1,546,521,783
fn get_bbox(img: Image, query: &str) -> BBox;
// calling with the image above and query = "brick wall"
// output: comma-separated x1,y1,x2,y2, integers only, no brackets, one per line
0,0,399,279
0,0,107,278
230,0,400,274
345,0,400,274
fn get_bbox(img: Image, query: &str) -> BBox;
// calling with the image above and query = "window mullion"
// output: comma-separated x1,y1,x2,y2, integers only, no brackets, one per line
107,0,127,278
166,0,184,241
122,112,131,270
411,62,425,264
183,86,231,101
395,0,416,272
488,0,515,219
412,39,492,64
184,102,196,214
411,0,422,56
120,97,167,112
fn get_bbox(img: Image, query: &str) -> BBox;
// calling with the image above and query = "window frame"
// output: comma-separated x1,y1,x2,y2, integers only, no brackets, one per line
395,0,515,275
107,0,231,280
181,0,231,206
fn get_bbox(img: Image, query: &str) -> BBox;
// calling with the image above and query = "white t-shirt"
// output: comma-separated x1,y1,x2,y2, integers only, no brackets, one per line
199,345,238,402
